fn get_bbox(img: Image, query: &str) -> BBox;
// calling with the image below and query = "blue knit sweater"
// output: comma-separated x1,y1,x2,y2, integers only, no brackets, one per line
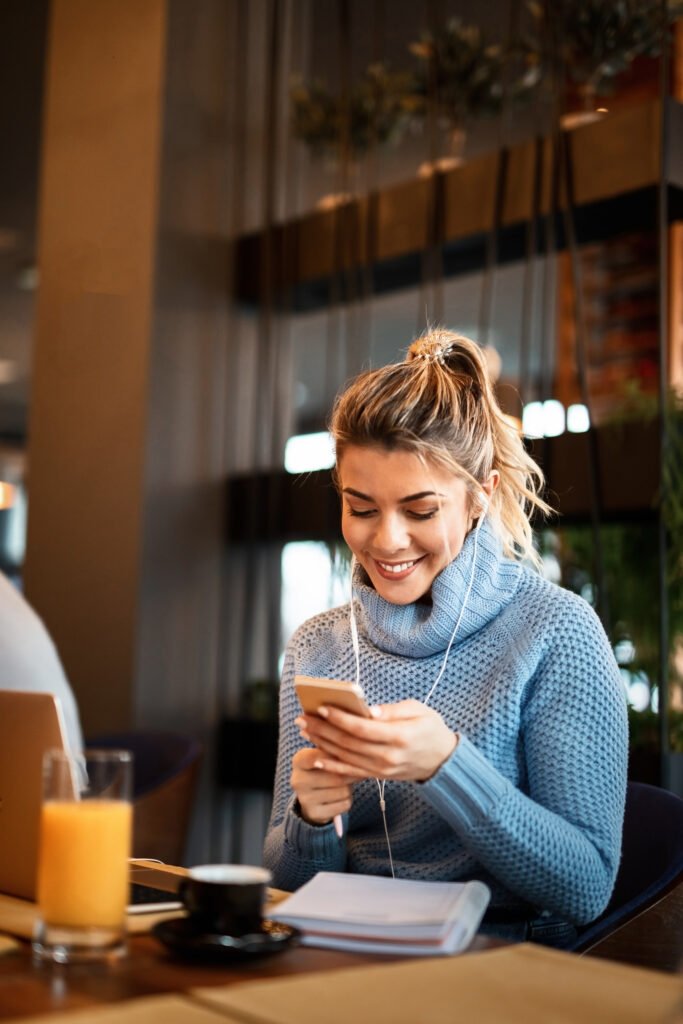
263,521,628,924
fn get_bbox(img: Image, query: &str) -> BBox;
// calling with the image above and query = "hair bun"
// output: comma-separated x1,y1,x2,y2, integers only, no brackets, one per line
407,331,486,394
406,332,455,366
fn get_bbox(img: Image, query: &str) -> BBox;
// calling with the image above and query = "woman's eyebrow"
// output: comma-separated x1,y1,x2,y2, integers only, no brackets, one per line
342,488,441,503
342,488,374,501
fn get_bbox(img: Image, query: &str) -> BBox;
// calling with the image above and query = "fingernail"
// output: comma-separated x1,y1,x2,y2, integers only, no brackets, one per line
313,760,324,769
318,706,329,718
295,717,305,728
370,706,382,718
299,730,310,742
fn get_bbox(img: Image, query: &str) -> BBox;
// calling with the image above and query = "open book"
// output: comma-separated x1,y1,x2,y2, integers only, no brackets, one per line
267,872,490,956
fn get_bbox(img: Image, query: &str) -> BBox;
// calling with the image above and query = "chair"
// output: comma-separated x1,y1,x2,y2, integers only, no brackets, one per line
87,730,203,866
570,781,683,966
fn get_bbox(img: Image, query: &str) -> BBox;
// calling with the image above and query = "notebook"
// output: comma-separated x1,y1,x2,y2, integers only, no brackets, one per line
0,690,70,900
267,871,491,955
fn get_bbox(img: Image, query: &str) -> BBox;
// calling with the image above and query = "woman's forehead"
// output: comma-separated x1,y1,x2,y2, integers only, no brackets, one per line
338,444,468,492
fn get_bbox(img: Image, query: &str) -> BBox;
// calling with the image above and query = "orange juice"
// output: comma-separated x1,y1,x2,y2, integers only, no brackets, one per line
37,800,132,928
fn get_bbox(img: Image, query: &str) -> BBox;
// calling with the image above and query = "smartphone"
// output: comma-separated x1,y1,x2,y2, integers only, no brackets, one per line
294,675,372,718
127,881,183,915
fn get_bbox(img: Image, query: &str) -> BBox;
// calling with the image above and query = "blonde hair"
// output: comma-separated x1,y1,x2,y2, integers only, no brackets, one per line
330,328,550,565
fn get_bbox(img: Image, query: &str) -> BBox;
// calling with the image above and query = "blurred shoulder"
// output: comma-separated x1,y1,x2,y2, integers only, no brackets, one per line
0,571,52,645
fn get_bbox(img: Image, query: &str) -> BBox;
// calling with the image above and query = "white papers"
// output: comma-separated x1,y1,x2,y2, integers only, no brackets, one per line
267,872,491,956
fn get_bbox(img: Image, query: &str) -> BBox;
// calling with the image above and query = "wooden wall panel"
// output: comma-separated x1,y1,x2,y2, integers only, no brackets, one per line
24,0,166,733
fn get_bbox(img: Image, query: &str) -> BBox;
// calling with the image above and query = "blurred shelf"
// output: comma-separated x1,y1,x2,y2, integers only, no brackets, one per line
225,420,660,544
233,99,683,312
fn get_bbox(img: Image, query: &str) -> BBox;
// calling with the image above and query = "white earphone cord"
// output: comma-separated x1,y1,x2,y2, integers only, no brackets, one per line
349,500,487,878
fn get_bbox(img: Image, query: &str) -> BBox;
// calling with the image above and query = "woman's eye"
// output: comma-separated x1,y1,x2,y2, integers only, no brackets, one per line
348,508,375,518
407,509,438,521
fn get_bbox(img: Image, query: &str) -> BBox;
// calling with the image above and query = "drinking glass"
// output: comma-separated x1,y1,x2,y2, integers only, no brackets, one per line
32,748,133,963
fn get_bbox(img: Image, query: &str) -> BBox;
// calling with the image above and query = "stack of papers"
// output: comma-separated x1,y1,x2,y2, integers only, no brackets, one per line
267,871,490,955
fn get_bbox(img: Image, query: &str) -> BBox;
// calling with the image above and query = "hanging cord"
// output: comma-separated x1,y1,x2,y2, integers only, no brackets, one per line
422,513,485,707
656,0,671,789
349,555,361,687
323,0,352,420
478,0,518,347
348,505,487,877
218,0,251,865
518,134,544,406
477,146,510,347
337,0,364,378
358,0,385,362
264,0,286,681
559,130,609,631
349,558,395,877
376,778,396,878
417,0,445,332
539,131,560,406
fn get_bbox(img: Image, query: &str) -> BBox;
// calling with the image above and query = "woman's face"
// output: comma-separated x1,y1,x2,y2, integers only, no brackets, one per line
338,445,484,606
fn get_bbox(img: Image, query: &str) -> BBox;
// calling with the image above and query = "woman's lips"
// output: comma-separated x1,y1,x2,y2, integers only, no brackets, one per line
372,555,425,581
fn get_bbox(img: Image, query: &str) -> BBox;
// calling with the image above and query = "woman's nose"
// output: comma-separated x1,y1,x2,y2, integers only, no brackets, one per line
372,514,409,553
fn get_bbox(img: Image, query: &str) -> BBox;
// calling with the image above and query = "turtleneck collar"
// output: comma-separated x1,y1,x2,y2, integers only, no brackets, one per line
351,518,523,658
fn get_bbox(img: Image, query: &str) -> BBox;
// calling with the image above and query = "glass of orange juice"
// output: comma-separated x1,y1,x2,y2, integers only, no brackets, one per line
32,748,133,963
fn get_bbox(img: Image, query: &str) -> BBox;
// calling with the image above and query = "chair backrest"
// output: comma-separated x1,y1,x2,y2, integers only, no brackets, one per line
571,780,683,952
87,730,203,865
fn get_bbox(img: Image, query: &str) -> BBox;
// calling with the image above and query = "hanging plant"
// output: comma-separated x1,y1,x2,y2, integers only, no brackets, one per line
527,0,683,97
410,17,540,133
290,63,417,163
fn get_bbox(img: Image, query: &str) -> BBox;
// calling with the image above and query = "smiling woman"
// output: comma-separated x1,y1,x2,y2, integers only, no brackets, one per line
263,328,628,950
338,446,489,606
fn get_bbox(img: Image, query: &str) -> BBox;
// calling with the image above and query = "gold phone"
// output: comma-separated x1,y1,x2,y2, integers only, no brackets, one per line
294,675,372,718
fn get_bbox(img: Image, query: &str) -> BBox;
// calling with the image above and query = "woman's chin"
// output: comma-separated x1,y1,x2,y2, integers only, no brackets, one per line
367,570,433,606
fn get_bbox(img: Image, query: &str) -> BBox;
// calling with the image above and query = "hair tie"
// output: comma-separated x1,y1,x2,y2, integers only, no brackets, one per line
416,343,453,366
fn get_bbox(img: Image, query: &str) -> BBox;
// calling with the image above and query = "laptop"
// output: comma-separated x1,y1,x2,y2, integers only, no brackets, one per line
0,690,70,901
0,691,183,913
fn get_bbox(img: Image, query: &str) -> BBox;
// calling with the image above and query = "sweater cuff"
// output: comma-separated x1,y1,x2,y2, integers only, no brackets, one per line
283,797,343,860
421,733,510,830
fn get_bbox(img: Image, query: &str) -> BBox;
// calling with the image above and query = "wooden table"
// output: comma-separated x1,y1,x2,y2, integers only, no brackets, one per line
3,864,678,1020
0,929,500,1020
0,862,502,1020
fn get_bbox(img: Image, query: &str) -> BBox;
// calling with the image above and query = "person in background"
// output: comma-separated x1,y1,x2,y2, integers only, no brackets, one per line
264,328,628,948
0,569,83,753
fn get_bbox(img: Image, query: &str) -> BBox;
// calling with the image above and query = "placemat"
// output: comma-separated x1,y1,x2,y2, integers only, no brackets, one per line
1,994,242,1024
192,942,683,1024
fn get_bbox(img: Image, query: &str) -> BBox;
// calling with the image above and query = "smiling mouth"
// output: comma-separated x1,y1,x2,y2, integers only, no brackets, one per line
373,556,425,579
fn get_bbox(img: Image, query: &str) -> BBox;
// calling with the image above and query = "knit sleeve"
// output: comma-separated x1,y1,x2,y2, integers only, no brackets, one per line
421,593,628,924
262,641,347,890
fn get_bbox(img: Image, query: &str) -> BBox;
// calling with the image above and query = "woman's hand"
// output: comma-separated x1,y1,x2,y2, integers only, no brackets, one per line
290,746,354,826
295,700,458,782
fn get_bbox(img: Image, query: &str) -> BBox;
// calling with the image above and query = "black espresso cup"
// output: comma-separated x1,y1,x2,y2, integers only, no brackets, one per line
179,864,272,936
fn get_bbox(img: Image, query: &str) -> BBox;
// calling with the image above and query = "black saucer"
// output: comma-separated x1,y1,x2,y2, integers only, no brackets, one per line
152,916,300,962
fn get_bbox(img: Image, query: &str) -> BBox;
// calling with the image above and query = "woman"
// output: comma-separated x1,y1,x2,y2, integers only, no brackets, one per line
263,329,628,946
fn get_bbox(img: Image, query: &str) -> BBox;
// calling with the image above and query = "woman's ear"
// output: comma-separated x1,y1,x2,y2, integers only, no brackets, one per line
481,471,500,505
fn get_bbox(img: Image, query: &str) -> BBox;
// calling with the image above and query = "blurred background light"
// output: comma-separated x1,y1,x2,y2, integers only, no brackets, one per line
284,431,335,474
